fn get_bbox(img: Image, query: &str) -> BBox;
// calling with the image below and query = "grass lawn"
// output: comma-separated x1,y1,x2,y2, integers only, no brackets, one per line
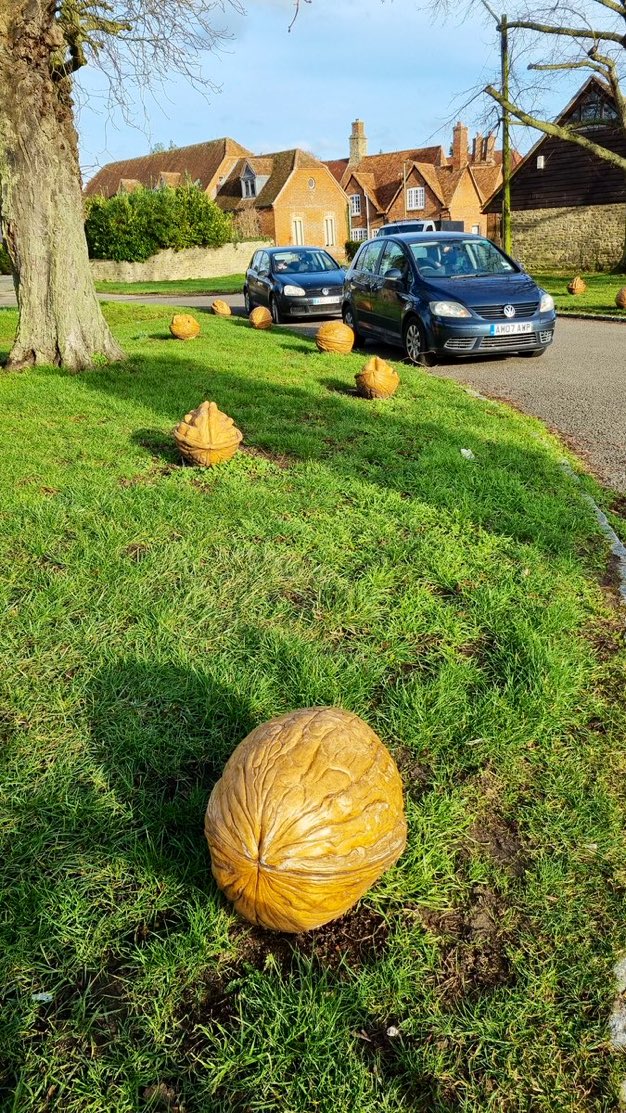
533,271,626,317
1,303,626,1112
94,275,245,297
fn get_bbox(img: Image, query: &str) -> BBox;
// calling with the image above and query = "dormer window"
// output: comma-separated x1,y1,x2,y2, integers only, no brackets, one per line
242,176,256,198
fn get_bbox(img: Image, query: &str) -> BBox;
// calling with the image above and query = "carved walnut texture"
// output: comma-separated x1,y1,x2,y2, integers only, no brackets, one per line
205,707,407,932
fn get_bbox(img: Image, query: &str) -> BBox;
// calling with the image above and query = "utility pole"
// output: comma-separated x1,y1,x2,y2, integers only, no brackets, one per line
500,13,512,254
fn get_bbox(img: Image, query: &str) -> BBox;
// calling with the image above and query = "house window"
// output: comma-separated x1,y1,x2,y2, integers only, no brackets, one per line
406,187,425,211
536,155,545,170
351,228,368,242
471,224,480,234
292,218,304,245
242,176,256,198
350,194,361,216
324,216,336,247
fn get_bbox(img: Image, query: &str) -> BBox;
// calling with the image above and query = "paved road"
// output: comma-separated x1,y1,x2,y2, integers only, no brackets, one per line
1,278,624,491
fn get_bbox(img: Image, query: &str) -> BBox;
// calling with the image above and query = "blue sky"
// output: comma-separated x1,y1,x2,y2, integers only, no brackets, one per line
76,0,582,181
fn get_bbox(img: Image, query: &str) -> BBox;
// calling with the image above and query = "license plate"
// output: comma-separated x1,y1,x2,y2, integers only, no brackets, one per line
309,296,341,305
490,322,533,336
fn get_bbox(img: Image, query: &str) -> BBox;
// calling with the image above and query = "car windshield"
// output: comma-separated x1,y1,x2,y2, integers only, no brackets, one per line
271,249,339,274
410,238,517,279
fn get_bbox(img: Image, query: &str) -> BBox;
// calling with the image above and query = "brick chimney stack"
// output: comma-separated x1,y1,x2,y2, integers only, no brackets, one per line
349,119,368,165
451,122,469,168
483,132,496,164
471,132,483,164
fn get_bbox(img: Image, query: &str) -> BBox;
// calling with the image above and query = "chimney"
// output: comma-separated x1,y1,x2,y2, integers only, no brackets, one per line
349,119,368,165
483,132,496,164
451,122,469,169
471,132,483,164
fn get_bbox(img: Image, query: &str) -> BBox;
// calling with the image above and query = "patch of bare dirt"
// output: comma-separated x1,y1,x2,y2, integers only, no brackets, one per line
142,1082,184,1111
235,903,390,975
123,542,151,562
421,887,516,1003
393,745,432,802
240,443,294,469
469,813,528,878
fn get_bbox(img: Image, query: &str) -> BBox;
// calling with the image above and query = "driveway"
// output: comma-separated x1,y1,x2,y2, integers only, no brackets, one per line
1,278,624,492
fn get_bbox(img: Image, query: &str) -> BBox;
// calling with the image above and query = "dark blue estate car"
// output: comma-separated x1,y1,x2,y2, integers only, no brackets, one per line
244,246,345,323
342,233,556,364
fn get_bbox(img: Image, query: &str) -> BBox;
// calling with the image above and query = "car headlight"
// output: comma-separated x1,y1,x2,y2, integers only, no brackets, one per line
429,301,472,318
283,284,306,297
539,291,555,312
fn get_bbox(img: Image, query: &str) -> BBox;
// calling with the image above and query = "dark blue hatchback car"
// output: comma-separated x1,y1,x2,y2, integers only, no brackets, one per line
342,232,556,364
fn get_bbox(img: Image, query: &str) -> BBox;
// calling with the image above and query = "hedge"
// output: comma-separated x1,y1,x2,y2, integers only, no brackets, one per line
85,183,234,263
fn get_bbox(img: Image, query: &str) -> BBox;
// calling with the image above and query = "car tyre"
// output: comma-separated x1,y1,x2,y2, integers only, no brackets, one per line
342,303,364,347
244,288,253,314
270,296,282,324
403,316,435,366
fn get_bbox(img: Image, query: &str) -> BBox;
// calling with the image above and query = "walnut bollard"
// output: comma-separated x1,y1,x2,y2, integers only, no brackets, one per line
212,299,232,317
205,706,407,933
355,356,400,400
616,287,626,310
173,400,243,467
315,321,354,354
567,276,587,295
249,306,273,330
169,313,200,340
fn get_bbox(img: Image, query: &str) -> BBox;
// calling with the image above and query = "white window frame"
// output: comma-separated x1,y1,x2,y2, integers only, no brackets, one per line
350,194,361,216
292,217,304,245
351,228,368,242
242,176,256,199
406,186,425,211
324,215,336,247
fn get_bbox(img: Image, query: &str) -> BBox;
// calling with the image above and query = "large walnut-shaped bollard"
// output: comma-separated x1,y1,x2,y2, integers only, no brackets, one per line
173,400,243,466
567,276,587,295
205,707,407,932
249,306,272,330
170,313,200,340
212,299,232,317
616,287,626,310
315,321,354,354
355,356,400,400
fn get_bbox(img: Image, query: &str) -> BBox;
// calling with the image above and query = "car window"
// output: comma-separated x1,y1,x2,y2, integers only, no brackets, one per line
354,240,383,274
250,251,261,270
409,238,516,278
258,251,271,275
378,241,409,278
273,249,339,274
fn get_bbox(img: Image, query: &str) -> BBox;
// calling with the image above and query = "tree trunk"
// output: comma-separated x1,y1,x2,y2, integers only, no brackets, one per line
0,3,125,371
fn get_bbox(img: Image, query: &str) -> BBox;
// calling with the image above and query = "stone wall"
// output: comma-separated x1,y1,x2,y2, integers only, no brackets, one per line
90,239,270,283
511,204,625,271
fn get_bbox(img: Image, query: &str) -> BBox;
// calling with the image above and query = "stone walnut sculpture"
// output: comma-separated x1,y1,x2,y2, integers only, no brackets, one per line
355,356,400,399
212,299,232,317
567,276,587,295
204,706,407,933
173,400,243,466
615,287,626,310
170,313,200,340
315,321,354,354
249,306,273,330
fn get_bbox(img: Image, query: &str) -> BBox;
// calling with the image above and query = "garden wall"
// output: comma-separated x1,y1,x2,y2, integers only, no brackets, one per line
511,204,625,271
90,240,270,282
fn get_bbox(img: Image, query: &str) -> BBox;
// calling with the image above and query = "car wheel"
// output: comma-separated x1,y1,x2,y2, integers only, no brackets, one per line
342,303,364,346
270,296,282,324
403,316,435,366
520,348,546,358
244,288,253,314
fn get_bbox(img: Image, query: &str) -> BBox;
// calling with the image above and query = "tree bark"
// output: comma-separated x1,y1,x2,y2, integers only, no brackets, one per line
0,2,125,371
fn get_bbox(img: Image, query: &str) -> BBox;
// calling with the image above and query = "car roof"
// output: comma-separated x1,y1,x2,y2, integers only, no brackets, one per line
382,231,478,243
266,245,328,253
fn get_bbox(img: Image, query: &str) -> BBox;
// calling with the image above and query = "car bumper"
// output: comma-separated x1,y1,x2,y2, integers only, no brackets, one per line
429,312,557,354
279,296,343,317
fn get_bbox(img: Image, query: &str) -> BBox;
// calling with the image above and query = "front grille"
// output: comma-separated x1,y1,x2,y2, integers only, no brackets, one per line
444,337,477,351
479,332,539,350
473,301,539,320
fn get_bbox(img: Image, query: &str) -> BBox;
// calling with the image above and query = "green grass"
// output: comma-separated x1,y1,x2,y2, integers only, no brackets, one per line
533,271,626,317
94,274,245,296
1,303,626,1112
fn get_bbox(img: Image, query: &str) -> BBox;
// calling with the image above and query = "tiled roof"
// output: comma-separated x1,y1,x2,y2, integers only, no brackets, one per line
84,137,252,197
216,149,331,211
435,167,467,206
469,164,503,203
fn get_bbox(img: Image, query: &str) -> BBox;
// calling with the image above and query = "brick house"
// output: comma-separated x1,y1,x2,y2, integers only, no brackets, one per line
85,140,349,253
326,120,510,241
483,77,626,270
214,148,349,251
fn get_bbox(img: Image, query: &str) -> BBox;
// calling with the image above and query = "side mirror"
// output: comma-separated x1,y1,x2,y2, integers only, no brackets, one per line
384,267,404,283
